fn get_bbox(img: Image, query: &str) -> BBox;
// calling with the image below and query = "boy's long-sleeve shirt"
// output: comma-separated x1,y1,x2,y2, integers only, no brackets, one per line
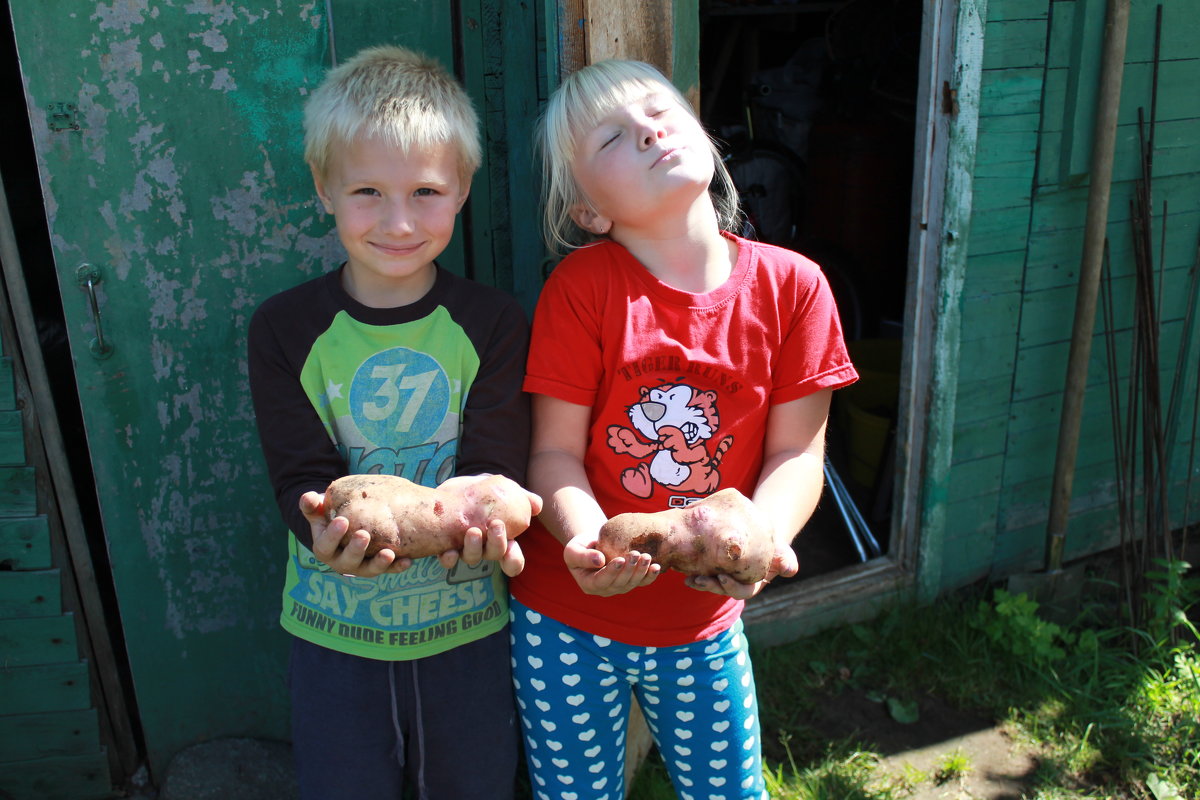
248,265,530,659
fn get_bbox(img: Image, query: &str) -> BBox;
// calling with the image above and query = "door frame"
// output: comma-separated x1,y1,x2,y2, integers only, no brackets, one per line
743,0,982,640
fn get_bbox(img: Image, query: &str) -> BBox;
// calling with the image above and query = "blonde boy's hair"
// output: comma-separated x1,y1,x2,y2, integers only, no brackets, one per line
304,45,481,183
537,59,742,253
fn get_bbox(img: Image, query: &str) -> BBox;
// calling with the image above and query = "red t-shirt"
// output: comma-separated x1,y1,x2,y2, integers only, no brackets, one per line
513,233,858,646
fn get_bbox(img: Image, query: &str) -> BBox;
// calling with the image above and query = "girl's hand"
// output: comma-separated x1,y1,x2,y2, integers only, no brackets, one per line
299,491,412,577
564,534,660,596
685,539,799,599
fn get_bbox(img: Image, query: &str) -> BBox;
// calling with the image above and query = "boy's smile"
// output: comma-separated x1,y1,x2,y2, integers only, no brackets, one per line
313,135,468,308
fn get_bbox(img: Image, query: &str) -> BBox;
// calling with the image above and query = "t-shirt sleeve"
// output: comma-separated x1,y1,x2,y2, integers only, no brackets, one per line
523,261,604,408
771,262,859,404
456,292,532,484
247,297,346,548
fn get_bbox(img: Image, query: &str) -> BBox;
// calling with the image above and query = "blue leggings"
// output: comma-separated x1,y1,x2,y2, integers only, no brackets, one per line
509,597,767,800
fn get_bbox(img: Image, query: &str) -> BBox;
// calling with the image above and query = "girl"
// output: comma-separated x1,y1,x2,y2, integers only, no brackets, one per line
510,59,858,800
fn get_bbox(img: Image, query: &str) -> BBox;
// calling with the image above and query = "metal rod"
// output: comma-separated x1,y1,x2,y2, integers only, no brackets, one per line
823,461,867,562
827,461,882,558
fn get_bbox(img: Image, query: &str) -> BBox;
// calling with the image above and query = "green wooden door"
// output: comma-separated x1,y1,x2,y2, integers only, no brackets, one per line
7,0,469,778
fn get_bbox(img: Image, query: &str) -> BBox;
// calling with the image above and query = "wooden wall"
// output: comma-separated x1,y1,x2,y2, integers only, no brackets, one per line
942,0,1200,593
0,307,111,797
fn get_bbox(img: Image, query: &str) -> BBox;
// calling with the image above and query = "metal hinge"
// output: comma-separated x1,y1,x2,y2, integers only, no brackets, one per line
941,82,959,117
46,102,80,132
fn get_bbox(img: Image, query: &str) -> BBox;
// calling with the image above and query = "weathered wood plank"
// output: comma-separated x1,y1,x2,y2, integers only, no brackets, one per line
939,528,997,588
0,517,50,570
958,334,1018,383
0,615,78,667
975,124,1039,166
1022,208,1199,292
953,375,1015,424
1046,0,1075,67
1042,60,1200,130
0,357,14,410
0,750,112,800
960,293,1022,342
973,174,1033,211
986,0,1049,22
965,205,1031,257
1047,6,1200,69
980,67,1044,116
0,709,101,761
0,570,61,618
1019,271,1195,348
0,410,25,466
585,0,673,75
1011,338,1093,402
1030,174,1200,234
1042,117,1200,184
1004,402,1118,473
0,467,35,518
983,19,1049,70
978,110,1041,134
1056,0,1106,177
963,251,1025,298
953,413,1008,462
1125,5,1200,64
945,491,1004,542
947,453,1005,500
0,661,89,715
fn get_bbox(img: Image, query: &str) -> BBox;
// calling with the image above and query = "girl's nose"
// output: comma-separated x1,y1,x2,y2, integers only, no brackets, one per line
638,120,665,149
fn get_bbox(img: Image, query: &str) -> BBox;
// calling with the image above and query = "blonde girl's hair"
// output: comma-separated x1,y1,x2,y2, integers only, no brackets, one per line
537,59,742,253
304,45,481,184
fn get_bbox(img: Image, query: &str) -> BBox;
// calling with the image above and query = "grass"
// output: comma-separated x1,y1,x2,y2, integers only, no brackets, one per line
628,555,1199,799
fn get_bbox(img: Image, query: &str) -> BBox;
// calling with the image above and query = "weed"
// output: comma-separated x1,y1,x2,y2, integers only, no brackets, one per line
622,559,1200,799
933,748,972,784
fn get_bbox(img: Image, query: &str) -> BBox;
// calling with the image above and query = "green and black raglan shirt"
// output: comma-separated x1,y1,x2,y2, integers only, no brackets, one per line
248,265,530,660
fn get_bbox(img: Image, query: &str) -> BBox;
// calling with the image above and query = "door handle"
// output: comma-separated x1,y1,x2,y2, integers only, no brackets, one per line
75,263,114,359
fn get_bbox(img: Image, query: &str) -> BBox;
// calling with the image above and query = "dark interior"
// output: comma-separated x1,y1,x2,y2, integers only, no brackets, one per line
699,0,923,581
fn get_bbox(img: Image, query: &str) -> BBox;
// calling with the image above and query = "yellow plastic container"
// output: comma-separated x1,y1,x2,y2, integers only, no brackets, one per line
838,339,901,488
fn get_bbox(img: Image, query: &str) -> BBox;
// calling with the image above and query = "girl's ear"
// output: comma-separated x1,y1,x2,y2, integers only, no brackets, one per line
570,204,612,235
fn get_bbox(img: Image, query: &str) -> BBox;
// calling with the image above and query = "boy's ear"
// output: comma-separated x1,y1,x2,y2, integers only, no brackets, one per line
456,182,472,212
570,204,612,235
310,166,334,214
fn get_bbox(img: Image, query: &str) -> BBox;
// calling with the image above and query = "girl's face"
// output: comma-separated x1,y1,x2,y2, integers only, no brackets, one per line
570,88,715,234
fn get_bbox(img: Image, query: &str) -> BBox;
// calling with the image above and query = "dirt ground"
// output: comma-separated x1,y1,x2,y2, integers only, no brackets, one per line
809,689,1041,800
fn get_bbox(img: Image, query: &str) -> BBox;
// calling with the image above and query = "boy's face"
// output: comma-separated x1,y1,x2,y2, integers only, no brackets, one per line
313,135,468,308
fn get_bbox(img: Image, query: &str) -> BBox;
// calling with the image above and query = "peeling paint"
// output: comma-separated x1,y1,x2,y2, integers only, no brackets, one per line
92,0,150,34
11,0,347,768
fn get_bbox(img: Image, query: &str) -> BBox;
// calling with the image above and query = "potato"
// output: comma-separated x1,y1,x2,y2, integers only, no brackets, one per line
323,473,534,558
597,489,775,583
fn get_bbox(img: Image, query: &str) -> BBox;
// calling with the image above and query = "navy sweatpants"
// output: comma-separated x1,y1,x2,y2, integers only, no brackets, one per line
289,629,518,800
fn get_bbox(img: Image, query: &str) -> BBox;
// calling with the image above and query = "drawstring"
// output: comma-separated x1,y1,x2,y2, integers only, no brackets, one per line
413,660,428,798
389,662,405,767
387,659,427,797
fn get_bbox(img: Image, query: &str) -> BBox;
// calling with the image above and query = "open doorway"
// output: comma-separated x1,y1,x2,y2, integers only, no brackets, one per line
699,0,923,583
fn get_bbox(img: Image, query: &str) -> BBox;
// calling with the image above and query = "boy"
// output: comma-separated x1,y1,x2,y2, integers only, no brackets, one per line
247,46,533,799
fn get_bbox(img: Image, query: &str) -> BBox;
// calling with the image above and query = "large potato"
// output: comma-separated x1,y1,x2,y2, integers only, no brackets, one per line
323,473,534,558
596,489,775,583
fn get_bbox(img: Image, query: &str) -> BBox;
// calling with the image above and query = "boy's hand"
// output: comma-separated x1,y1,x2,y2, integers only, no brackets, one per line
685,538,799,599
299,491,412,577
433,475,542,578
563,534,659,596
